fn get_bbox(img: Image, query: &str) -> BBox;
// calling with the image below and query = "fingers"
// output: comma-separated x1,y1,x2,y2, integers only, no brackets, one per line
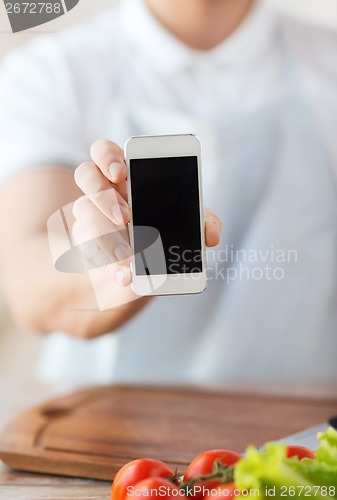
72,196,132,287
73,139,132,287
75,138,128,200
204,208,222,247
74,161,110,195
73,180,130,226
75,165,130,226
90,139,127,186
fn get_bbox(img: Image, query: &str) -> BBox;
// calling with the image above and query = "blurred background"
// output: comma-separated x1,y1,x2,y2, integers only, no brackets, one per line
0,0,336,383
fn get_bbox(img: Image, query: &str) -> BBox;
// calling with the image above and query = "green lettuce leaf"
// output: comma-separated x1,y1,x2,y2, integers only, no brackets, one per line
235,443,314,497
316,427,337,466
286,427,337,492
287,457,337,491
234,434,337,500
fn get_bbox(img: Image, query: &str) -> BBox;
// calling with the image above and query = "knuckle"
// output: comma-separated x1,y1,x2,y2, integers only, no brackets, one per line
72,196,90,219
75,161,95,178
74,162,92,187
74,161,90,179
75,164,106,194
90,139,122,165
90,139,107,155
91,187,119,208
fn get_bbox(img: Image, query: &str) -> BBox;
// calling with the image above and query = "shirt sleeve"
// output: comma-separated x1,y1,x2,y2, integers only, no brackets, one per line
0,36,89,185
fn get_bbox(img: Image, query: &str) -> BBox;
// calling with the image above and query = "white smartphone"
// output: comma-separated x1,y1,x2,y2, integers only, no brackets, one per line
125,134,207,296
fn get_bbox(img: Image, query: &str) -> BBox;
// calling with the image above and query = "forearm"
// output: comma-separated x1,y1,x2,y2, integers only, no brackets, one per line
1,231,150,339
0,167,150,339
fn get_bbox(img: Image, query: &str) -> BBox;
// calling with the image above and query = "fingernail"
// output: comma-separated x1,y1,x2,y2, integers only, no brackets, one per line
109,162,123,181
114,244,131,261
112,204,129,225
115,269,125,285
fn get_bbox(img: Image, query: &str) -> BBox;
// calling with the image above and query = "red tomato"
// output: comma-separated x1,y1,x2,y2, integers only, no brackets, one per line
184,449,242,480
203,483,238,500
129,477,183,500
184,450,242,498
111,459,175,500
286,445,315,460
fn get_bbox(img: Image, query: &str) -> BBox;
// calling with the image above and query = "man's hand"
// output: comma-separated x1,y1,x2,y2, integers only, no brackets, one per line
0,140,222,339
73,139,222,287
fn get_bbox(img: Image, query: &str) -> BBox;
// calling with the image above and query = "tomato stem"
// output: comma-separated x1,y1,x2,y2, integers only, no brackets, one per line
168,461,235,496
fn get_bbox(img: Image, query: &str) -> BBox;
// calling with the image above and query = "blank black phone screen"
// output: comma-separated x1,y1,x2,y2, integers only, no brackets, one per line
130,156,202,276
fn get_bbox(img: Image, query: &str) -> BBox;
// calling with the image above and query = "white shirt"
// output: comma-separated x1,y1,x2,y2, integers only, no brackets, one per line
1,0,337,385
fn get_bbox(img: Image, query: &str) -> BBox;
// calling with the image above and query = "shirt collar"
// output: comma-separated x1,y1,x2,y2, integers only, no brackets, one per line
120,0,278,75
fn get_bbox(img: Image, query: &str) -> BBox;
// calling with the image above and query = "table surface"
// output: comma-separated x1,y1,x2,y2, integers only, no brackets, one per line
1,380,336,500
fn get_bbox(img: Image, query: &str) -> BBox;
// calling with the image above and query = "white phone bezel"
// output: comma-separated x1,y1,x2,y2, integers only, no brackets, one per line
125,134,207,296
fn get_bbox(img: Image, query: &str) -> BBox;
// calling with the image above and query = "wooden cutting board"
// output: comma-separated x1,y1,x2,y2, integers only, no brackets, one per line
0,385,336,481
